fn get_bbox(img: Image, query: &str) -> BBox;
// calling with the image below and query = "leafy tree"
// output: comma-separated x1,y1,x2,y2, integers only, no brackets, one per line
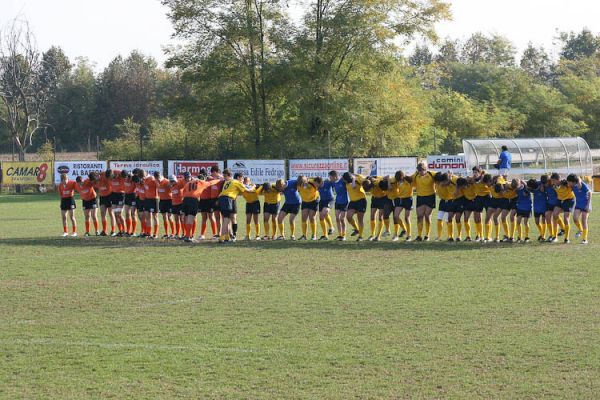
461,33,516,67
559,29,600,61
520,43,553,82
410,44,433,67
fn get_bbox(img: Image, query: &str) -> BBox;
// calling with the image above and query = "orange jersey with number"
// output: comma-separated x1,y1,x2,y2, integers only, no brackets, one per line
77,179,97,201
144,177,159,199
183,179,218,199
158,179,172,200
208,177,224,199
59,181,77,199
136,182,146,201
171,180,185,205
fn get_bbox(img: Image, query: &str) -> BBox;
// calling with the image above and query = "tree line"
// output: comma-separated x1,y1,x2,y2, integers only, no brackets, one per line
2,1,600,162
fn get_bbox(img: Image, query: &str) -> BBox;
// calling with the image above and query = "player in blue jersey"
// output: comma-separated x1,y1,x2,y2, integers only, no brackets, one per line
529,178,548,241
514,179,532,243
567,174,592,244
317,174,336,240
330,171,352,241
275,177,302,240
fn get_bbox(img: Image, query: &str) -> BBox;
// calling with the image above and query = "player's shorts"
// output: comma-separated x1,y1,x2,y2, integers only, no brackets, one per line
463,199,477,212
348,198,367,213
99,195,112,208
439,199,452,213
136,198,146,212
559,199,575,212
534,212,545,219
182,197,199,216
198,198,213,213
575,203,592,212
301,200,318,211
159,199,173,214
60,197,76,211
246,200,260,215
82,198,97,210
416,195,436,209
335,202,348,212
383,199,394,218
218,196,235,217
371,196,387,210
393,197,413,210
489,197,507,210
263,202,280,215
517,209,531,218
281,203,300,215
318,199,334,211
124,193,136,206
450,197,466,213
546,202,559,212
145,198,159,213
171,204,182,216
474,195,490,212
210,198,220,213
111,192,125,207
509,198,518,210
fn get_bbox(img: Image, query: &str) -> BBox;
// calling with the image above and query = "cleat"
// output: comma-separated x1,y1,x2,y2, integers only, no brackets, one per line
517,238,523,243
435,237,441,242
474,236,481,242
564,239,570,244
546,237,554,243
447,238,454,242
415,236,423,242
255,236,262,241
328,228,335,235
373,237,381,242
423,236,430,242
392,235,399,242
405,236,412,242
399,230,407,238
319,236,329,241
198,235,205,241
290,236,296,241
61,233,69,237
310,236,317,241
276,236,286,241
263,235,270,241
455,237,462,242
110,232,117,237
524,237,530,243
538,236,544,242
508,238,514,243
71,232,78,237
350,230,359,237
382,230,390,237
575,231,582,239
244,235,250,241
96,231,101,236
298,235,307,241
84,232,90,237
367,236,375,242
161,234,169,239
582,240,589,244
100,231,107,237
465,237,472,242
482,238,488,243
558,229,564,237
356,236,364,242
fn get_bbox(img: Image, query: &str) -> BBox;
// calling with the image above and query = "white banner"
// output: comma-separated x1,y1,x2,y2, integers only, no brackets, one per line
226,160,286,183
54,161,107,184
109,160,164,176
427,155,467,175
289,159,349,179
353,157,417,177
167,160,225,177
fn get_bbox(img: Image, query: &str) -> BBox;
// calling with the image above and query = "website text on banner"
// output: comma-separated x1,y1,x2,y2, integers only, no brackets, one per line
227,160,286,183
2,161,53,185
427,155,467,175
109,161,164,176
353,158,417,176
54,161,107,184
167,160,225,177
289,159,350,179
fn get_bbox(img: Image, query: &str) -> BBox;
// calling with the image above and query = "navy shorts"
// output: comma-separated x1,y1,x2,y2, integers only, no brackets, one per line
517,209,531,218
509,198,518,210
439,199,452,213
124,193,136,206
393,197,413,210
263,202,280,215
474,195,490,212
246,200,261,215
318,199,334,211
348,198,367,213
451,197,466,213
111,192,125,207
490,198,509,210
159,199,172,214
463,199,476,212
301,200,318,211
559,199,575,212
60,197,76,211
136,198,146,212
145,198,159,213
416,195,436,209
82,198,97,210
371,196,387,210
99,195,112,208
219,196,235,217
281,203,300,215
182,197,199,216
335,202,349,212
534,212,545,219
171,204,182,216
198,198,213,213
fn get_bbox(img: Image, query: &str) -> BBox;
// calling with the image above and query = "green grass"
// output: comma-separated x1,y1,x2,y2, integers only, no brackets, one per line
0,194,599,399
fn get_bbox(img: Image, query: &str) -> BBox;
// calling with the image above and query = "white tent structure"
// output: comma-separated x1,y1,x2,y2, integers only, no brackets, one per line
462,137,594,180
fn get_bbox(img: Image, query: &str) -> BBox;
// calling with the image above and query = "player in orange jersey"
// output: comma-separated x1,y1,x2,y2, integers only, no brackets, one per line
169,175,185,239
109,169,126,236
122,171,137,236
96,170,116,236
76,172,100,236
158,173,174,239
57,173,78,237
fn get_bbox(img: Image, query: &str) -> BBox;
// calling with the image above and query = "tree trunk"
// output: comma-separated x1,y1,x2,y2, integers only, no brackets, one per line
245,0,262,157
256,0,269,143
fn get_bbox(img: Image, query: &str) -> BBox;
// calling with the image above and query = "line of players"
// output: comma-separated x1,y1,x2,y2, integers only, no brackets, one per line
57,162,592,244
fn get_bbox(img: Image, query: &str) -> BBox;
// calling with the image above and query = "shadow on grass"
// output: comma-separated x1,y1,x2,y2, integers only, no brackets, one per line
0,236,525,252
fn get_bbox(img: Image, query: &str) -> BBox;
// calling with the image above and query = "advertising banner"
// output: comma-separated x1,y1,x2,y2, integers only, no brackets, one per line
109,160,164,176
427,155,467,175
54,161,107,184
2,161,53,185
353,157,417,177
227,160,286,183
289,159,349,179
167,160,225,177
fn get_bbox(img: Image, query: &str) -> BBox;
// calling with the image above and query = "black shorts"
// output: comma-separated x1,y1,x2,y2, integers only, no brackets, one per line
517,209,531,218
198,198,213,213
508,198,518,210
281,203,300,215
111,192,125,207
301,200,318,211
136,198,146,212
210,198,220,213
124,193,136,206
451,197,466,213
416,195,436,209
393,197,413,210
99,195,112,208
263,202,280,215
348,198,367,213
145,198,159,213
489,197,507,210
82,198,97,210
559,199,575,212
219,196,235,217
60,197,76,211
464,199,477,212
246,200,260,215
171,204,182,216
159,199,173,214
371,196,387,210
439,199,452,213
474,195,490,212
183,197,199,216
534,212,545,219
335,202,349,212
318,199,334,211
383,199,394,218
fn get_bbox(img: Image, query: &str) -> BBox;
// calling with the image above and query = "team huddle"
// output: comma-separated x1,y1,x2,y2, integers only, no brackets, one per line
57,162,593,244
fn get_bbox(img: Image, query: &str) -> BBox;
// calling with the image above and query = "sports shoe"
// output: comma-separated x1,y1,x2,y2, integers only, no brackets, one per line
255,236,262,241
455,237,462,243
276,236,285,241
84,232,90,237
110,232,117,237
399,230,407,238
537,236,544,242
356,236,364,242
564,239,570,244
100,231,107,237
373,237,381,242
336,236,346,241
435,237,442,242
465,237,472,242
290,236,296,241
244,235,250,241
263,235,270,241
162,234,169,239
558,229,565,237
423,236,430,242
517,238,523,243
310,236,317,241
198,235,206,241
71,232,78,237
61,232,69,237
415,236,423,242
448,238,455,242
319,236,329,241
405,236,412,242
581,240,589,244
524,237,530,243
298,235,307,241
96,231,101,236
575,231,582,239
546,237,554,243
392,235,399,242
382,230,390,237
328,228,335,235
350,230,359,237
367,236,375,242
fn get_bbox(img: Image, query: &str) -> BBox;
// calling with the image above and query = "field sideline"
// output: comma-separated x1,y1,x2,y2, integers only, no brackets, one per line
0,194,599,399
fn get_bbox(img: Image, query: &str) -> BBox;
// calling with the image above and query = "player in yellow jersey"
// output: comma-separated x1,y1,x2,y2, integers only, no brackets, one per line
485,175,507,243
242,176,262,240
260,182,281,240
411,162,437,241
502,180,519,242
362,176,388,241
298,176,321,240
552,174,575,243
218,169,250,243
450,177,469,242
389,171,414,241
567,174,592,244
462,176,478,242
434,173,456,241
342,172,367,241
470,167,491,242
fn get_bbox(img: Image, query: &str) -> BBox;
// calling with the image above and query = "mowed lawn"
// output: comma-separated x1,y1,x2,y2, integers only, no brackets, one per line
0,194,599,399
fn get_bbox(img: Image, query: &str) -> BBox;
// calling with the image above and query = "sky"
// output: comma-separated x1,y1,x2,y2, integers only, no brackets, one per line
1,0,600,70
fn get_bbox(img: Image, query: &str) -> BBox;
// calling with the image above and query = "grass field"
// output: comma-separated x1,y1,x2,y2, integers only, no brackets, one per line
1,194,599,399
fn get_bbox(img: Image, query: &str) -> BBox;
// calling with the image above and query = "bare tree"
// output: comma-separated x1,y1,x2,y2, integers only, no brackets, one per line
0,19,45,161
